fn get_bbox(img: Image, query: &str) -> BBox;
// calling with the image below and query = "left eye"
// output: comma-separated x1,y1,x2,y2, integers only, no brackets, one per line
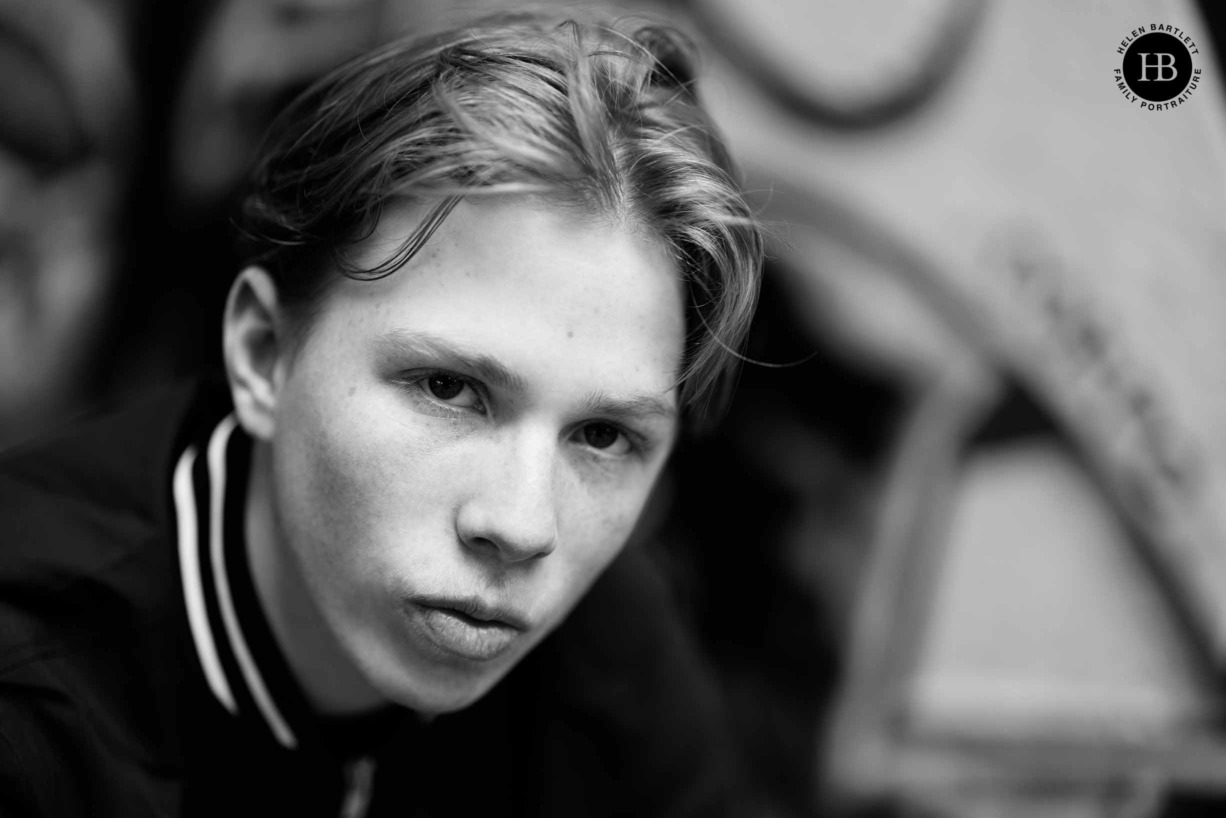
577,422,631,455
422,373,482,409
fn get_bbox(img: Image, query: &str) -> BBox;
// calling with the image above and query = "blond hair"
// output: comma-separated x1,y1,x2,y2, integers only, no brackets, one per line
238,10,762,427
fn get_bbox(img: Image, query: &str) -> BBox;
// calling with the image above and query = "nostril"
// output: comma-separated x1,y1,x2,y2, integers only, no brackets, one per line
463,534,500,555
458,519,556,563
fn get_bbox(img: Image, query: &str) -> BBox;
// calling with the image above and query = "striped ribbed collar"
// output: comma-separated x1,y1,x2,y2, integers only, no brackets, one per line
171,413,308,752
171,410,418,765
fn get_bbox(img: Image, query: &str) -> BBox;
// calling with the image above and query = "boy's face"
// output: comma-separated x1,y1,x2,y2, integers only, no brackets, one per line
265,198,684,713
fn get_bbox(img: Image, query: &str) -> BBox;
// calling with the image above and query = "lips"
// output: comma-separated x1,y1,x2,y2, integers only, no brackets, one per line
405,595,529,662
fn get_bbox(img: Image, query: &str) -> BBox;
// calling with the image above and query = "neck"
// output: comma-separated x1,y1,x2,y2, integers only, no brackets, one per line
244,441,388,716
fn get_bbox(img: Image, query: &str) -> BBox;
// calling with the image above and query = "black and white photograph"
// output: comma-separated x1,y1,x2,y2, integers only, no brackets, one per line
1,0,1224,816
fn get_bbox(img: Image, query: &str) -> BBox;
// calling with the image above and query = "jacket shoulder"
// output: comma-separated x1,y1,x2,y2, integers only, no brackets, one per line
0,381,223,665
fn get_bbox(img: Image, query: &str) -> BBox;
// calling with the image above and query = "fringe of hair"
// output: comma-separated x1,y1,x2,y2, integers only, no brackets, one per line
236,9,763,429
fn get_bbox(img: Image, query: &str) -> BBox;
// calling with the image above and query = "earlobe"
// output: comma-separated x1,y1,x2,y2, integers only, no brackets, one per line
223,266,284,441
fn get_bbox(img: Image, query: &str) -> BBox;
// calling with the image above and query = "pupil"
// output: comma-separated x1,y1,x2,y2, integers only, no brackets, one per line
584,424,618,449
428,375,464,401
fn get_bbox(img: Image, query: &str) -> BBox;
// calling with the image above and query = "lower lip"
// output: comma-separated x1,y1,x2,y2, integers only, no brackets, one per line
408,603,521,662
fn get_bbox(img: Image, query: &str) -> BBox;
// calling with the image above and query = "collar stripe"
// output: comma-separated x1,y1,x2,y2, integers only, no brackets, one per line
174,443,238,714
206,415,299,750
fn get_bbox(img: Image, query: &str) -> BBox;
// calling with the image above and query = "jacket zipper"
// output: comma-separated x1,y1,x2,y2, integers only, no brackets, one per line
339,755,377,818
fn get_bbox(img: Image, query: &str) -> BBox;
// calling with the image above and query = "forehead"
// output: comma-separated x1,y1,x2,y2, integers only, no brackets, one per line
306,197,686,405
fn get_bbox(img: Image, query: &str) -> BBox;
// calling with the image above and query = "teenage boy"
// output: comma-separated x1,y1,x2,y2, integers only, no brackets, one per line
0,11,763,817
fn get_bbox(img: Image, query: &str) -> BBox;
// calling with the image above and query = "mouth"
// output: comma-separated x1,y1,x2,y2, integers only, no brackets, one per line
405,595,529,663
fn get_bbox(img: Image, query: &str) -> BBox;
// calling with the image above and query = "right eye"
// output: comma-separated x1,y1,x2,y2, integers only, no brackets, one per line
400,371,486,415
422,373,482,410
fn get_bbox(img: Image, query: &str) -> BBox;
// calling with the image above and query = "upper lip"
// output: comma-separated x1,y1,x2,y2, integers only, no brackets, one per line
411,595,531,631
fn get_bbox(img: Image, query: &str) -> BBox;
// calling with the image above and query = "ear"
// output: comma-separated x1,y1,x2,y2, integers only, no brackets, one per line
223,266,286,441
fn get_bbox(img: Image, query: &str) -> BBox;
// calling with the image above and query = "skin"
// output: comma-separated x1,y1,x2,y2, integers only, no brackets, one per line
224,197,685,715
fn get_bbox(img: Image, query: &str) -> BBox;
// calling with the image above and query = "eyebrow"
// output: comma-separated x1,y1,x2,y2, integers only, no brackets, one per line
376,329,527,393
377,329,678,422
580,391,677,423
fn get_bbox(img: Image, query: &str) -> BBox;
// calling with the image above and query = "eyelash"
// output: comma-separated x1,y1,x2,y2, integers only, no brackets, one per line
399,370,486,415
576,422,646,459
398,370,651,458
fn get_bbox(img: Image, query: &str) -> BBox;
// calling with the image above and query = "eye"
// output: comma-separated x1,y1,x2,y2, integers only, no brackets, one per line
421,373,483,410
577,422,632,456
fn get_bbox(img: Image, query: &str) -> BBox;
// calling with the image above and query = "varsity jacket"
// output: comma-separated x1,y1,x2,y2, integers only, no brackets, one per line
0,380,746,817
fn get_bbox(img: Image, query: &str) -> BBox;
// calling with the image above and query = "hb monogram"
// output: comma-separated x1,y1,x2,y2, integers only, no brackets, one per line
1137,53,1178,81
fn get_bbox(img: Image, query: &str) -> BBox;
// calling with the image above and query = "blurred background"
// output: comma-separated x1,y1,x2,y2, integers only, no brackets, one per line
3,0,1226,815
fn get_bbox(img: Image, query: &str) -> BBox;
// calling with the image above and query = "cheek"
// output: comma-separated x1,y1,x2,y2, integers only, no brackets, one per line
273,377,473,574
272,381,405,576
550,475,656,604
272,409,362,585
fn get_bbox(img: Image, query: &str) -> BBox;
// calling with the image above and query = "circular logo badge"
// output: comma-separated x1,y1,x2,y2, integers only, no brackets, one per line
1114,25,1202,110
1123,32,1191,100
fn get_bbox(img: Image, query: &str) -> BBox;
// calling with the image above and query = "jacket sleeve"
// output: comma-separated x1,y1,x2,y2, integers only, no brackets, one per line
0,716,41,817
0,456,183,818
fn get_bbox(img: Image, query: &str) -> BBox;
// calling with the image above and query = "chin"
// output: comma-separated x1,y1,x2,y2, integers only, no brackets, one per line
390,675,499,715
414,686,489,715
368,654,514,715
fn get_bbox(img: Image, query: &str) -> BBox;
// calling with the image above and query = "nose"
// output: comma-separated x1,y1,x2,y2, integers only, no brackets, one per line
455,430,559,564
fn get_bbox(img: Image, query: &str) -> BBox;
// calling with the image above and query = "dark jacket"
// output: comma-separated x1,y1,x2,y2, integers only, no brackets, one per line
0,381,745,817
